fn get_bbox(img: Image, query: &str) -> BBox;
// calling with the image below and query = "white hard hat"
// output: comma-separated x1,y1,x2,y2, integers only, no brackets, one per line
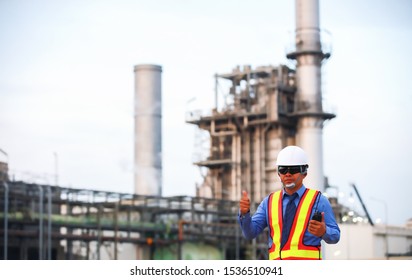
276,145,308,166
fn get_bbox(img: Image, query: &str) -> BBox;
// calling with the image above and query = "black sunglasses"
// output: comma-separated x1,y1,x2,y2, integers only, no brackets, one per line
278,166,303,175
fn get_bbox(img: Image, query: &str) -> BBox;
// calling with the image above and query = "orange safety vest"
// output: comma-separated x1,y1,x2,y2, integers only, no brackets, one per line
268,189,322,260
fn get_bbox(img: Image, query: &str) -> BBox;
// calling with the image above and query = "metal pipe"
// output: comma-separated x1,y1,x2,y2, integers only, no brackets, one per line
214,73,218,110
97,204,102,260
2,182,8,260
178,220,186,241
114,202,119,260
47,186,52,260
261,123,271,197
37,185,44,260
177,219,185,260
53,152,58,186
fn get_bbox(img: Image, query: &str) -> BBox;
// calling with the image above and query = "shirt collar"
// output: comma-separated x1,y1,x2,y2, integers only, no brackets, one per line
282,185,306,199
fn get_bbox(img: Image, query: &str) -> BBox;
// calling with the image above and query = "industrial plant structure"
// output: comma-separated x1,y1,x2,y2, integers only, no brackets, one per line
1,0,411,260
0,181,250,260
188,0,334,205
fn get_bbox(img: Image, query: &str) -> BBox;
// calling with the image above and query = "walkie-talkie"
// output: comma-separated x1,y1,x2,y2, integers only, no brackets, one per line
312,211,322,222
312,192,322,222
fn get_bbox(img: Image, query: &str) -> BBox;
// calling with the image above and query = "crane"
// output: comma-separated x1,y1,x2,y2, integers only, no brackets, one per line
351,183,374,226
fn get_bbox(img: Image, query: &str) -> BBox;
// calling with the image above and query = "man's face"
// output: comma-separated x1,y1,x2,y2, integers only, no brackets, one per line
278,165,306,189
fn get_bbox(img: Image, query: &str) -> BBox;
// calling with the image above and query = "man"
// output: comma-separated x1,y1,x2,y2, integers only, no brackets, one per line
238,145,340,260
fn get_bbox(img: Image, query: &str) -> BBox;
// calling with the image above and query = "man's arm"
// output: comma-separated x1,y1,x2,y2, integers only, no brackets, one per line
312,195,340,244
238,192,269,240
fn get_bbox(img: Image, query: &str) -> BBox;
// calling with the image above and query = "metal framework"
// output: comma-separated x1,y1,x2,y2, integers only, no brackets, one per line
0,180,268,260
187,65,300,204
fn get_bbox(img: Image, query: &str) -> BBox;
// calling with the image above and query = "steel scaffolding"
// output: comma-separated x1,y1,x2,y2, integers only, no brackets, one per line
0,181,267,260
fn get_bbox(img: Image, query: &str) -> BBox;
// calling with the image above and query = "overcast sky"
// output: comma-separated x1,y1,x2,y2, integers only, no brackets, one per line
1,0,411,226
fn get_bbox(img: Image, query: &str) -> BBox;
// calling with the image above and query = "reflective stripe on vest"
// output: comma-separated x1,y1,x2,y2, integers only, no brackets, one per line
268,189,322,260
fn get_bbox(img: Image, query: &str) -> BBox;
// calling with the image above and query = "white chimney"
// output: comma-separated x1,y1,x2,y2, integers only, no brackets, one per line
287,0,335,191
133,64,162,196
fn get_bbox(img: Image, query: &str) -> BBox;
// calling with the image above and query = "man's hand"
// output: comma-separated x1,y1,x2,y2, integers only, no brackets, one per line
308,212,326,237
239,190,250,215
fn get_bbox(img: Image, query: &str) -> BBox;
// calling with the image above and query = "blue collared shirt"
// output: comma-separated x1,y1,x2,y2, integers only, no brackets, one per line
238,186,340,248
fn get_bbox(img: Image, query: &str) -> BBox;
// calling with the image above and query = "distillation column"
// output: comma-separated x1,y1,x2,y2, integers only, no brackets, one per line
134,64,163,196
289,0,332,192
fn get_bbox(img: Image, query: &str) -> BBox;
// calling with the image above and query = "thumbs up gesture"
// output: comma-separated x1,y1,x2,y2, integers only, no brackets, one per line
239,190,250,215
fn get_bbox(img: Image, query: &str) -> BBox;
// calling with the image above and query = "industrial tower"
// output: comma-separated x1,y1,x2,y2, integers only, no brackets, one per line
287,0,334,192
187,0,334,204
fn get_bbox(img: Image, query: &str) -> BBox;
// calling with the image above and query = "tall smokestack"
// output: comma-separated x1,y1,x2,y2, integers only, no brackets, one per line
134,64,162,196
287,0,335,192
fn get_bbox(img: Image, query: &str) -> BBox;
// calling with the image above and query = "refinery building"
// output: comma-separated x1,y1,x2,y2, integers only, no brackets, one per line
1,0,411,260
